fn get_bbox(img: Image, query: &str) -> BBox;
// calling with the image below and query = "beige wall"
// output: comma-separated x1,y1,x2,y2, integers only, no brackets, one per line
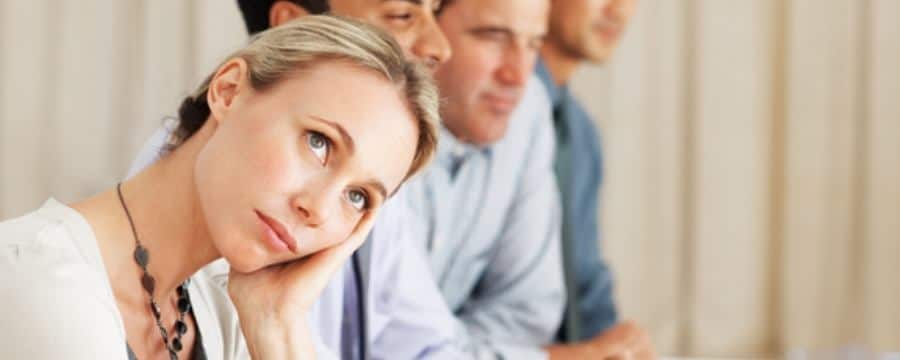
1,0,897,357
0,0,245,212
572,0,900,356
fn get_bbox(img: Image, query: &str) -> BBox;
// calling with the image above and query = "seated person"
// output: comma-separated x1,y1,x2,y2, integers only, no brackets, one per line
538,0,655,358
132,1,465,358
0,16,438,360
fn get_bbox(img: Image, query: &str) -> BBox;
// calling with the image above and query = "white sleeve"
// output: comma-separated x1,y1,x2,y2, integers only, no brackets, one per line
0,246,129,359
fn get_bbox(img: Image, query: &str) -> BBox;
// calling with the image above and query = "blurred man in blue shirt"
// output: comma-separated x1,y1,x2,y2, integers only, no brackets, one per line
402,0,567,358
536,0,655,358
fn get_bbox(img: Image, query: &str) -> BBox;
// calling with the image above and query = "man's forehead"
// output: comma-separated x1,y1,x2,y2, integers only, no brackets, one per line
458,0,548,34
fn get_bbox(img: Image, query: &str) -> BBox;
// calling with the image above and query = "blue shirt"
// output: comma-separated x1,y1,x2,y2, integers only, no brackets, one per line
536,59,619,341
402,76,566,359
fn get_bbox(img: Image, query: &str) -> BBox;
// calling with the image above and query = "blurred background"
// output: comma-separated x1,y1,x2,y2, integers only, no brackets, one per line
0,0,897,357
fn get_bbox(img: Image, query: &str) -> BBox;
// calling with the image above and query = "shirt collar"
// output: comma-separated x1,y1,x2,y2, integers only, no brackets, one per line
535,58,569,109
435,123,490,173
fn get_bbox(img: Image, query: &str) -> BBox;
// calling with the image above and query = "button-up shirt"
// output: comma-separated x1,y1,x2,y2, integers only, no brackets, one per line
402,75,566,359
536,59,618,342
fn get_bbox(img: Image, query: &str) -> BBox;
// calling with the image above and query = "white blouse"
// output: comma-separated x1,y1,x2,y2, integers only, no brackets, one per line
0,199,248,359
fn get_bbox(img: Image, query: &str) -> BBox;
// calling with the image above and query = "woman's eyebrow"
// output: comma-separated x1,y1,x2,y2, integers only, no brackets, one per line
307,115,390,200
309,115,355,154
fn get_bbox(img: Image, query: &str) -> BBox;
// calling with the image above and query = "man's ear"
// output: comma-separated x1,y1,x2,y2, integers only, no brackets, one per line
206,58,249,125
270,1,310,28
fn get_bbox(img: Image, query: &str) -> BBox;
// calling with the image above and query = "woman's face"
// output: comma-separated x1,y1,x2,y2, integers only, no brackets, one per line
194,60,419,273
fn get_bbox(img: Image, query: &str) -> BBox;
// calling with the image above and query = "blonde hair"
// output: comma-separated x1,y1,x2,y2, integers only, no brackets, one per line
173,15,439,179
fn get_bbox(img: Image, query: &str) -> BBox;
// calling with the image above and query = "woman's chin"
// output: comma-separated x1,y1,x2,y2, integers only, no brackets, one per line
221,251,270,274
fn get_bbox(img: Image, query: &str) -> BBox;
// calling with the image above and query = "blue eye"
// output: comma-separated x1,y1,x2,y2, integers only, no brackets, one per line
307,132,330,164
347,189,369,211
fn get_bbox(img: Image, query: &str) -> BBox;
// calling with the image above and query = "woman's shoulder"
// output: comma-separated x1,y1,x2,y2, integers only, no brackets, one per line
0,199,127,359
0,199,106,277
0,200,59,246
1,198,85,246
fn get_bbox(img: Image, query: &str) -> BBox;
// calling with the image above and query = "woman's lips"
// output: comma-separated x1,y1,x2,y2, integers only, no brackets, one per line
255,210,298,253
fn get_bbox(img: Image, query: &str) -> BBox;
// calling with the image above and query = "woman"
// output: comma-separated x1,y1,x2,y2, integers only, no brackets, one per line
0,16,438,359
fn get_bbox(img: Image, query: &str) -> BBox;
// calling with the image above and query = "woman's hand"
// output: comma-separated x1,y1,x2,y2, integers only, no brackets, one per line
228,210,379,359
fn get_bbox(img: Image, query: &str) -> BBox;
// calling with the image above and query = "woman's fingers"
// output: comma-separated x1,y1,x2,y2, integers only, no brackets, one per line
277,209,380,297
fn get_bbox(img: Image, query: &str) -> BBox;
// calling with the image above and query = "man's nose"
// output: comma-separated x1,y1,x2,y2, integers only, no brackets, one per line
410,16,452,70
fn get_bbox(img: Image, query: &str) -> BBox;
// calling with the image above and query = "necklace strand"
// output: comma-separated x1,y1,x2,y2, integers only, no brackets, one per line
117,183,192,360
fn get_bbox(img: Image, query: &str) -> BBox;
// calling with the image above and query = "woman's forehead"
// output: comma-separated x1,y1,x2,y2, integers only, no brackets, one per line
272,63,419,189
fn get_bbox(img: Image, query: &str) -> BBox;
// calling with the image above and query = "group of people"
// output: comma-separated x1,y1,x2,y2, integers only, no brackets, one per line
0,0,652,359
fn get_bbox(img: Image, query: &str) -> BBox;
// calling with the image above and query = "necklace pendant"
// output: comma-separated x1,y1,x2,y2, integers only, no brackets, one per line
172,337,183,352
134,245,149,268
175,320,188,335
177,297,191,313
141,273,156,294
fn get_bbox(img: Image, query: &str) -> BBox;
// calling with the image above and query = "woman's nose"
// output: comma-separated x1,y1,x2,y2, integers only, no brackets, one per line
290,187,336,228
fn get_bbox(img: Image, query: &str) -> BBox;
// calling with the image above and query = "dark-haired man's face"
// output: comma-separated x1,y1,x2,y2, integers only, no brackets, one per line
546,0,636,63
272,0,451,69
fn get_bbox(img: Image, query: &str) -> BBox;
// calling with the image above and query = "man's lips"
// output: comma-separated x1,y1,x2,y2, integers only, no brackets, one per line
593,22,621,41
482,93,519,114
255,210,298,253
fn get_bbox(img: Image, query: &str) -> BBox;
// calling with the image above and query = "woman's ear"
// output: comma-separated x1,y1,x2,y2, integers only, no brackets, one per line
207,58,249,125
270,1,310,28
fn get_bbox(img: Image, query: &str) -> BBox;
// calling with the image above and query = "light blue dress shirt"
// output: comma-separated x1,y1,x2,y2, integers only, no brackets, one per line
402,75,566,359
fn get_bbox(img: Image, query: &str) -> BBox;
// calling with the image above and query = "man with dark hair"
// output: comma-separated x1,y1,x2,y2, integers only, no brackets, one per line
537,0,656,358
235,0,450,68
238,0,330,33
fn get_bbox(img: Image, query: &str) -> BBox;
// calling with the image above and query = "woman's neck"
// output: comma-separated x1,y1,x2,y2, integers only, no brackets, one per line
75,124,220,304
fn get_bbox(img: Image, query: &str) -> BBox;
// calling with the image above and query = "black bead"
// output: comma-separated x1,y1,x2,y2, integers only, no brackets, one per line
175,320,187,335
172,337,183,352
177,298,191,313
176,285,185,297
134,245,149,267
141,273,156,294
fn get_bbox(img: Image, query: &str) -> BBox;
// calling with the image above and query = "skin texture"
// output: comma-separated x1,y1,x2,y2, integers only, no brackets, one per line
74,60,420,359
271,0,452,69
541,0,637,85
433,0,549,146
196,59,418,273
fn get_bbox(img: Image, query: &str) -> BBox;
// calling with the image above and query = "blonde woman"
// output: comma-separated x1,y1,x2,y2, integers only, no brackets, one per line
0,16,437,360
